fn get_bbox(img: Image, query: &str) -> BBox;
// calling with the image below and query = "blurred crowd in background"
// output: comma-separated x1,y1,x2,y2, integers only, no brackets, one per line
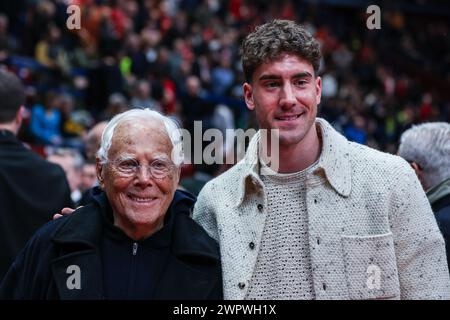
0,0,449,200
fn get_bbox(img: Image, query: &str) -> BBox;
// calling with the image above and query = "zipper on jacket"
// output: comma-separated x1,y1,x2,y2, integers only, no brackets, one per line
129,242,139,298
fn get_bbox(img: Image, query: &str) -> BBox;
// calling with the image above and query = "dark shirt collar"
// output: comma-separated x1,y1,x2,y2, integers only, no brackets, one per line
92,187,173,248
0,129,17,141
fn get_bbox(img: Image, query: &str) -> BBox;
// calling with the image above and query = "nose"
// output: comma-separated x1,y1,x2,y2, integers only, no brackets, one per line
279,83,297,110
135,165,154,186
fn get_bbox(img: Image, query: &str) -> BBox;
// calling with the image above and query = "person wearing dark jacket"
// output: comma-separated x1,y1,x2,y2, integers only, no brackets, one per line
398,122,450,272
0,70,73,281
0,108,222,299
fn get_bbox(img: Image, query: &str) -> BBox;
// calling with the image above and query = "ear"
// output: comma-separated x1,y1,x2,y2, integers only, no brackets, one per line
410,161,427,190
243,83,255,111
96,157,105,189
13,106,25,131
410,161,421,176
315,76,322,105
173,166,181,187
16,106,24,121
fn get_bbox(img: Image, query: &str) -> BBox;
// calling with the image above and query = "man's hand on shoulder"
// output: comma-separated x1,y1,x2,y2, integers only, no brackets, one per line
53,207,80,220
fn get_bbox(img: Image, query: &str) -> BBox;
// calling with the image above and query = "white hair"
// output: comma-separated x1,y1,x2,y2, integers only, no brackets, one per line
97,108,184,165
398,122,450,189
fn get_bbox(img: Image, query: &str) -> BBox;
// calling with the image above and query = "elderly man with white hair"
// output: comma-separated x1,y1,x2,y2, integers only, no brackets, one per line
398,122,450,272
0,109,222,299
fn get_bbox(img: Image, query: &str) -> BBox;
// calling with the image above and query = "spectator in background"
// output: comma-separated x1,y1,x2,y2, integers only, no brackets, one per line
85,121,108,161
398,122,450,272
180,75,215,134
59,93,88,150
343,115,368,145
79,121,108,205
0,70,73,280
47,148,84,205
129,79,161,112
101,92,129,121
80,160,97,194
35,23,70,76
211,54,235,96
29,91,63,146
0,14,16,63
87,55,124,119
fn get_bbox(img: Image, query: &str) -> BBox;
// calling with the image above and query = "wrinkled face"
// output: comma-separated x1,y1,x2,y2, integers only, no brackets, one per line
97,119,180,235
243,54,322,147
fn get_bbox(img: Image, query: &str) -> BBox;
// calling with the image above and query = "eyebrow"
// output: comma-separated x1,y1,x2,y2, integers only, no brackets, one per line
115,154,171,162
114,155,136,162
258,72,313,81
152,155,172,162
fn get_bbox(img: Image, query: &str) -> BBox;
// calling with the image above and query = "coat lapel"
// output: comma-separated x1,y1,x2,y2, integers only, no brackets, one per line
50,202,105,299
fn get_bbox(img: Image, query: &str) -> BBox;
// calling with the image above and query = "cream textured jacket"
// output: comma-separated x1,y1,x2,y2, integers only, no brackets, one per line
193,118,450,300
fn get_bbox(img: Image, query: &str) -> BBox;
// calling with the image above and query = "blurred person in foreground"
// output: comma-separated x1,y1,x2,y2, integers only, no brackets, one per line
193,20,450,300
0,108,222,299
398,122,450,272
0,70,73,281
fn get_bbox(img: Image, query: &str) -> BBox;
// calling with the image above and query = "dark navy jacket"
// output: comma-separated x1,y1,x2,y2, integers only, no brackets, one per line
0,130,73,280
433,194,450,272
0,188,222,300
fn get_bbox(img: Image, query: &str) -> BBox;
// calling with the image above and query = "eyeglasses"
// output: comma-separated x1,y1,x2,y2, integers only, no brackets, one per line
107,158,176,179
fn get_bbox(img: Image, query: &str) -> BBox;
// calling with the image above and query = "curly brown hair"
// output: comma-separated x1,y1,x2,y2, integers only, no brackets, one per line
241,20,322,83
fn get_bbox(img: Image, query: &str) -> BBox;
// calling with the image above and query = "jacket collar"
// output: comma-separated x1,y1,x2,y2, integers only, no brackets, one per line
0,129,20,145
50,198,104,299
427,177,450,206
236,117,352,206
170,189,221,262
51,203,103,248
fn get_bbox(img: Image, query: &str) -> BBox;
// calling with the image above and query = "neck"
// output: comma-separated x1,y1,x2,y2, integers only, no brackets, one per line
261,123,321,174
114,215,164,241
0,123,17,135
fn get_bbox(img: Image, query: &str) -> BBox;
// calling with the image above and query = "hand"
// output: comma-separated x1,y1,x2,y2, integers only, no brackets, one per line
53,207,79,220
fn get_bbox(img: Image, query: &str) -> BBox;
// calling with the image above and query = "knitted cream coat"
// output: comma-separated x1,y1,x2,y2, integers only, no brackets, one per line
193,118,450,300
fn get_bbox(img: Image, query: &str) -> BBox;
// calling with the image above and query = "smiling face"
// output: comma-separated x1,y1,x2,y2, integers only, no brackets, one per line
97,118,180,240
243,53,322,148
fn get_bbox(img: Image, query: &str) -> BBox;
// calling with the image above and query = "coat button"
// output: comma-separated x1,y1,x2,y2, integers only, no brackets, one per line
257,204,263,212
249,242,255,250
323,283,327,291
238,282,246,289
314,198,318,204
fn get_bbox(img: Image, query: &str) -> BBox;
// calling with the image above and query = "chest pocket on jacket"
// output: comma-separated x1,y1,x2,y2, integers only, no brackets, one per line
341,232,400,300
